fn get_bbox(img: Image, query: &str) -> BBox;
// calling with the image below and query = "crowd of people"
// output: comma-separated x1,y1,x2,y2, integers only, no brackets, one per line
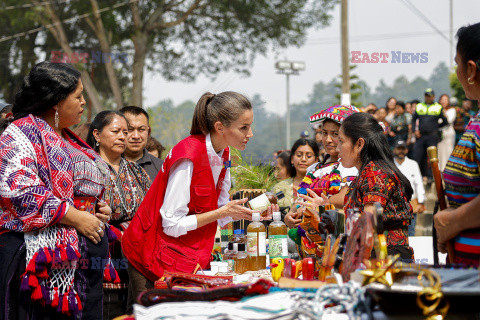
0,21,478,320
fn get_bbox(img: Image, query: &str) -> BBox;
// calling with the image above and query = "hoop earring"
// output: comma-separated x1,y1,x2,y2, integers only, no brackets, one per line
54,110,59,128
468,78,475,85
96,141,100,147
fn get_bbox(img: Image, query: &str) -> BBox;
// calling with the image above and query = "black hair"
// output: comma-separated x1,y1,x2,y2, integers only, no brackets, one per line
456,22,480,68
385,97,397,109
396,101,405,109
119,105,150,122
190,91,252,135
410,99,420,104
86,110,128,152
276,151,294,178
341,112,413,203
438,94,450,106
289,138,319,178
146,136,165,159
0,61,81,133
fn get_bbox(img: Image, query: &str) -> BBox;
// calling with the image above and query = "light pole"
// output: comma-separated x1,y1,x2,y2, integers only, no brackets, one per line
275,60,305,149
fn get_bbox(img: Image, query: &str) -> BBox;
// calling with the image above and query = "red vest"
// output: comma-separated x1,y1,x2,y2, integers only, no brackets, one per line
122,135,229,281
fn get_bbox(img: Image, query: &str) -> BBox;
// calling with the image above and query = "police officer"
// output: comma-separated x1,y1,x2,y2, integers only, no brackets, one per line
411,88,448,183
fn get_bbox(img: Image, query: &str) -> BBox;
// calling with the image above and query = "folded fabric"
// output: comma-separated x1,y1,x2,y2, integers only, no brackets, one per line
140,278,274,305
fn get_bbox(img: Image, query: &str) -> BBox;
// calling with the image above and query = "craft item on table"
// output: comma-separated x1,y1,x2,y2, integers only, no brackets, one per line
325,209,344,237
283,258,302,279
220,222,234,251
289,281,369,319
300,237,317,256
139,278,274,305
341,210,374,281
345,207,360,236
211,239,223,262
277,277,328,289
299,207,323,244
364,264,467,319
372,202,388,260
210,262,229,274
287,228,301,246
317,234,346,281
135,291,294,320
416,269,449,320
301,258,315,280
360,255,402,288
333,234,348,271
269,258,284,282
154,271,233,290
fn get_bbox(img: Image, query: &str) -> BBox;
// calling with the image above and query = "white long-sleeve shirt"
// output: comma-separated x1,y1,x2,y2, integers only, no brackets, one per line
394,156,425,204
160,134,232,237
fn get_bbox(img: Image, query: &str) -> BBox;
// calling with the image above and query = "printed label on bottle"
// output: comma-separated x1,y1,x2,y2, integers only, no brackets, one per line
226,259,235,272
248,194,270,213
247,231,266,257
269,235,288,259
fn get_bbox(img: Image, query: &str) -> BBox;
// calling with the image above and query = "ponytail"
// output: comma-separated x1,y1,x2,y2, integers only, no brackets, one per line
190,92,215,135
190,91,252,135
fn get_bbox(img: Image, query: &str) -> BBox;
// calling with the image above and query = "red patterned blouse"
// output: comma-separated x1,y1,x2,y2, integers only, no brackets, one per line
344,161,414,260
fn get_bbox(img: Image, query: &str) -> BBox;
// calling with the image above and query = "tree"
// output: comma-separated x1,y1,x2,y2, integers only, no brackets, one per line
1,0,339,110
428,62,451,96
449,71,466,103
335,65,363,108
148,99,194,148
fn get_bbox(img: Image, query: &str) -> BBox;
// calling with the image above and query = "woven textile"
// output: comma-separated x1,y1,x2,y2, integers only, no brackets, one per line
102,157,150,289
309,105,359,128
344,161,414,260
0,115,108,318
444,110,480,266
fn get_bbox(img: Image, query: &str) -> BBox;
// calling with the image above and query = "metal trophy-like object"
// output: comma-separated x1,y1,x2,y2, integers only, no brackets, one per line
427,146,455,264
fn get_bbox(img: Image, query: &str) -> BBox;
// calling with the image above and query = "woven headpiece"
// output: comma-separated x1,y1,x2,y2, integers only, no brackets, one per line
309,105,359,129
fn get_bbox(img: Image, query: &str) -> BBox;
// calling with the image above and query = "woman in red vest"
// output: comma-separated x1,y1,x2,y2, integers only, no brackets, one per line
122,91,275,311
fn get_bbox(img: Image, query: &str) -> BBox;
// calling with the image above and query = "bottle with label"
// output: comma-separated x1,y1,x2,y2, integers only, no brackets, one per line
268,211,288,260
247,191,285,217
232,229,247,244
234,243,248,274
223,242,237,272
247,212,266,270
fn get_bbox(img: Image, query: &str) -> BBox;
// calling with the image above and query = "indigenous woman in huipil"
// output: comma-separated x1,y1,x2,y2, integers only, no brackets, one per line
0,62,111,319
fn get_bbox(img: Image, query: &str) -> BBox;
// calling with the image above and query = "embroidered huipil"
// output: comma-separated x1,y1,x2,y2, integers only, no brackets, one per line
443,110,480,266
103,157,150,227
0,115,108,319
344,161,414,260
102,157,150,289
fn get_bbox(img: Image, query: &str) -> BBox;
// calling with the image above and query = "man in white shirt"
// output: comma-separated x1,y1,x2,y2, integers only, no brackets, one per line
393,140,426,236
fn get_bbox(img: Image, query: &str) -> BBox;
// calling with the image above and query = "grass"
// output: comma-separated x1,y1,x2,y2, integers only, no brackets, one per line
229,148,277,193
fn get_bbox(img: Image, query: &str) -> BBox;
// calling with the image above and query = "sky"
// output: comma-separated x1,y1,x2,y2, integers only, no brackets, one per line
143,0,480,115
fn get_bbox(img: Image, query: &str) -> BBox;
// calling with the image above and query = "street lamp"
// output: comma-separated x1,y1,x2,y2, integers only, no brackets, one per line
275,60,305,149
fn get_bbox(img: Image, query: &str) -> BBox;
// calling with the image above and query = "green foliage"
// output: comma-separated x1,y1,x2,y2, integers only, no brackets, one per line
0,0,338,107
229,148,277,193
334,65,363,108
89,60,456,164
449,69,466,103
450,69,478,110
147,99,195,148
